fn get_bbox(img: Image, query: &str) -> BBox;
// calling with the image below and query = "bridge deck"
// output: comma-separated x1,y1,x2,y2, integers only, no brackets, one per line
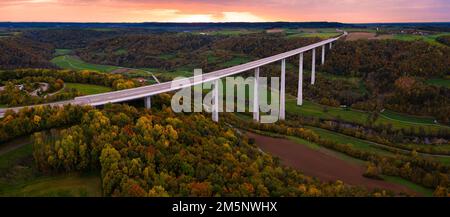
0,33,346,117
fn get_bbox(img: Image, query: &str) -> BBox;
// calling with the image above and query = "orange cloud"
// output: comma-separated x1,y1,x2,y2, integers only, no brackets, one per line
0,0,448,22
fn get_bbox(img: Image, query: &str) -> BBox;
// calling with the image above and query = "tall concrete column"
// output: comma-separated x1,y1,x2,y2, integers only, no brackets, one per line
311,48,316,85
144,96,151,109
321,45,325,65
212,79,219,122
297,53,303,106
280,59,286,120
253,67,260,122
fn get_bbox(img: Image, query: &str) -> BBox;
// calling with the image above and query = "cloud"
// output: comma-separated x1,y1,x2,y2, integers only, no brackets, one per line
131,9,265,22
0,0,449,22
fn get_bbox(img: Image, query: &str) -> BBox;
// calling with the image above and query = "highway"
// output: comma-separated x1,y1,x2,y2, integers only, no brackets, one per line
0,32,346,118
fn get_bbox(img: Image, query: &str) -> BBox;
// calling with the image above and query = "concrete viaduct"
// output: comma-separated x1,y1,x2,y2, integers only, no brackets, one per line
0,32,347,122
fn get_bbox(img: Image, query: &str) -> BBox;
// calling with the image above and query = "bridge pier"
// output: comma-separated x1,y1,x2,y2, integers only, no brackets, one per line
144,96,151,109
280,59,286,120
212,79,219,122
321,45,325,65
253,67,260,122
329,42,332,49
311,48,316,85
297,53,303,106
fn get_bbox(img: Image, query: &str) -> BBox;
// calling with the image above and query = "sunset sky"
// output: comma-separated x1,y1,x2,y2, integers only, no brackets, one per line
0,0,449,23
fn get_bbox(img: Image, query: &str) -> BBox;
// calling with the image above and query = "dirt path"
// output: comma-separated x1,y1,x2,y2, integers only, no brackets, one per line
246,131,420,195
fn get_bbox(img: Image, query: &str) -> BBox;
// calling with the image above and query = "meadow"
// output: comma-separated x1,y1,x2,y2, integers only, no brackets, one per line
393,33,450,46
426,78,450,88
65,83,113,95
51,55,121,72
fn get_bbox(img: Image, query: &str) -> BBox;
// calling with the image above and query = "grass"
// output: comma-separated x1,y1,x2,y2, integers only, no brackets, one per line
0,173,102,197
51,55,121,73
114,49,127,55
66,83,113,95
196,29,261,36
381,175,434,196
284,28,341,39
287,32,340,39
393,33,450,46
201,76,447,133
158,53,177,60
304,126,396,156
0,104,6,108
153,69,194,80
426,78,450,88
54,49,72,56
0,143,32,171
380,110,436,125
285,97,449,132
220,56,252,68
0,139,101,197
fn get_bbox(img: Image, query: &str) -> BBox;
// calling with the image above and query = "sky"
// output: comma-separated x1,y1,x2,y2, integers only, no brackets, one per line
0,0,449,23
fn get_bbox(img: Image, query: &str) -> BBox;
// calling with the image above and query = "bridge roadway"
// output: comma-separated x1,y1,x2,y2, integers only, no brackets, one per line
0,32,346,118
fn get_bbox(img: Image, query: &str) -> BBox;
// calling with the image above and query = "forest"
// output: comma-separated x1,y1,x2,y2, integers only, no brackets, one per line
320,40,450,123
225,114,450,194
0,28,449,197
0,37,54,69
1,103,392,196
0,69,137,107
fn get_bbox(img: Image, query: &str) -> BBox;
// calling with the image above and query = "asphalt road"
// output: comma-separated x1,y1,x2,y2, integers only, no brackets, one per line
0,33,345,117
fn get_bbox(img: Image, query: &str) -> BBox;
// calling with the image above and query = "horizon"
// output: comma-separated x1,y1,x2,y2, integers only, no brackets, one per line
1,0,449,23
1,21,450,24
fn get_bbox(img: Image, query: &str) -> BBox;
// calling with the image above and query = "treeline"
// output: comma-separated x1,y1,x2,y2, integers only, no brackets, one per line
224,114,450,195
385,76,450,123
437,35,450,47
0,83,79,107
4,76,64,93
23,29,129,49
285,114,450,155
0,104,90,144
30,103,390,197
77,33,322,72
0,37,54,69
320,40,450,122
77,34,218,70
0,69,137,90
322,40,450,78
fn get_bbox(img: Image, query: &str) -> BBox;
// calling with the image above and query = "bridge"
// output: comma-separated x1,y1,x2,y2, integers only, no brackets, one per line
0,32,347,121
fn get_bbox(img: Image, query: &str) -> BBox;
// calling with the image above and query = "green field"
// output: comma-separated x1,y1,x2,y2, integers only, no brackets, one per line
380,109,436,125
285,97,448,132
284,28,341,39
381,175,433,196
426,78,450,88
287,32,341,39
0,174,101,197
54,49,72,56
51,55,121,72
220,56,252,68
0,140,101,197
304,126,396,156
208,78,447,132
195,29,261,36
393,33,450,46
0,143,32,171
66,83,113,95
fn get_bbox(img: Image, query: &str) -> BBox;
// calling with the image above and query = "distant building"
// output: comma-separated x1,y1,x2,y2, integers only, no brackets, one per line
134,77,148,83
